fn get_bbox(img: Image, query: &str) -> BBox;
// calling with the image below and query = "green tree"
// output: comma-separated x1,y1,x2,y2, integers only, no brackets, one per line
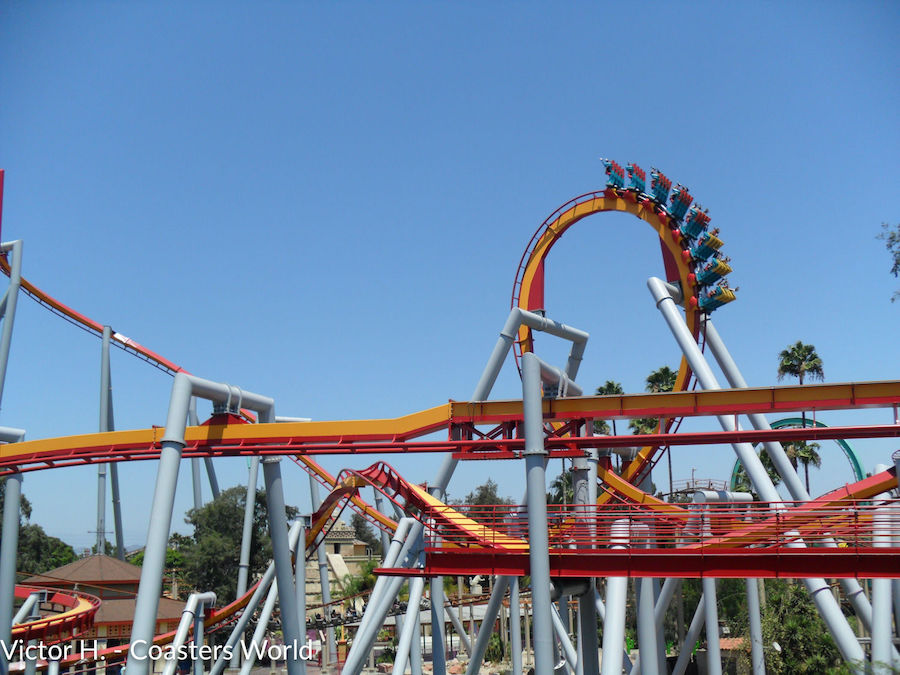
0,480,76,575
628,366,678,434
877,222,899,302
458,478,513,506
350,511,383,556
16,524,77,575
783,440,822,494
777,341,824,433
547,469,573,505
177,485,297,602
594,381,624,435
777,342,824,386
760,580,845,673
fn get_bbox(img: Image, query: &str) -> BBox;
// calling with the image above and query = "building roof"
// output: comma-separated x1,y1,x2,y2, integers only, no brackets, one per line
95,597,186,625
23,555,143,586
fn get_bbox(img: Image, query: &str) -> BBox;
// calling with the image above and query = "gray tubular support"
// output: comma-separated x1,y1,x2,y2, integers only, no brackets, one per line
235,458,260,612
445,603,472,656
0,240,22,410
411,611,424,675
594,592,634,674
373,488,391,553
100,332,124,560
230,457,259,668
430,578,447,675
0,427,25,675
97,326,113,555
632,578,679,675
550,603,578,673
522,352,555,675
295,521,306,644
203,458,220,499
464,576,510,675
432,308,588,501
510,578,523,675
11,592,40,625
872,483,893,674
746,579,765,675
262,458,304,675
672,595,706,675
191,458,203,511
342,520,418,675
209,563,277,675
307,474,336,665
392,576,426,675
0,471,21,675
600,520,630,675
637,577,660,675
702,578,722,675
47,663,58,675
704,318,875,631
238,579,280,675
128,374,275,675
162,592,217,675
648,277,866,670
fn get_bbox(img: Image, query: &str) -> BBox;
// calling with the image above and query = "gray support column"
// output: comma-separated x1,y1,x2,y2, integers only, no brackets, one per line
430,578,447,675
872,477,893,674
296,522,307,644
99,326,125,560
393,577,425,675
191,459,203,512
510,578,523,675
746,579,765,675
704,318,875,631
47,662,58,675
262,458,303,675
11,592,40,625
308,474,336,666
238,579,280,675
0,466,22,675
594,592,634,673
522,352,555,675
445,603,472,656
342,520,418,675
373,488,391,554
235,458,260,603
550,604,577,672
229,455,259,670
600,520,630,675
0,240,23,409
464,576,510,675
702,579,722,675
672,597,706,675
193,597,207,675
209,564,275,675
203,458,220,499
637,578,660,675
632,578,680,675
411,610,424,675
129,374,275,675
648,277,866,671
127,440,184,675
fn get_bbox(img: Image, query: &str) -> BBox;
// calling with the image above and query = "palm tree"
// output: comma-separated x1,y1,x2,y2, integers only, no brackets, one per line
645,365,677,393
777,340,824,435
777,342,824,386
783,440,822,493
594,380,624,435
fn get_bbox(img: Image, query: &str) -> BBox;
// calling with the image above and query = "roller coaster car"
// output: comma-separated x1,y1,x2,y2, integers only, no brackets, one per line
603,159,626,189
693,259,732,286
626,163,646,193
650,168,672,204
680,205,711,239
669,185,694,221
697,285,736,312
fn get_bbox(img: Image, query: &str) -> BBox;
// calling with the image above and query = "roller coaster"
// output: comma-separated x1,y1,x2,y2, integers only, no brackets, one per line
0,163,898,675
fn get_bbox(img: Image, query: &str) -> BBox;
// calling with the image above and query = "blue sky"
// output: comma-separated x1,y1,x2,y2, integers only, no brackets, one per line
1,2,898,552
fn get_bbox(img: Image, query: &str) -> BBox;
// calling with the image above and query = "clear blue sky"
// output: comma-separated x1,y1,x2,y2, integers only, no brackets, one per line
1,2,898,552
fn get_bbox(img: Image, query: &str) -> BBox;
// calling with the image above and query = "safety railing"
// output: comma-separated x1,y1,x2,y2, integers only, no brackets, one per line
421,499,900,552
